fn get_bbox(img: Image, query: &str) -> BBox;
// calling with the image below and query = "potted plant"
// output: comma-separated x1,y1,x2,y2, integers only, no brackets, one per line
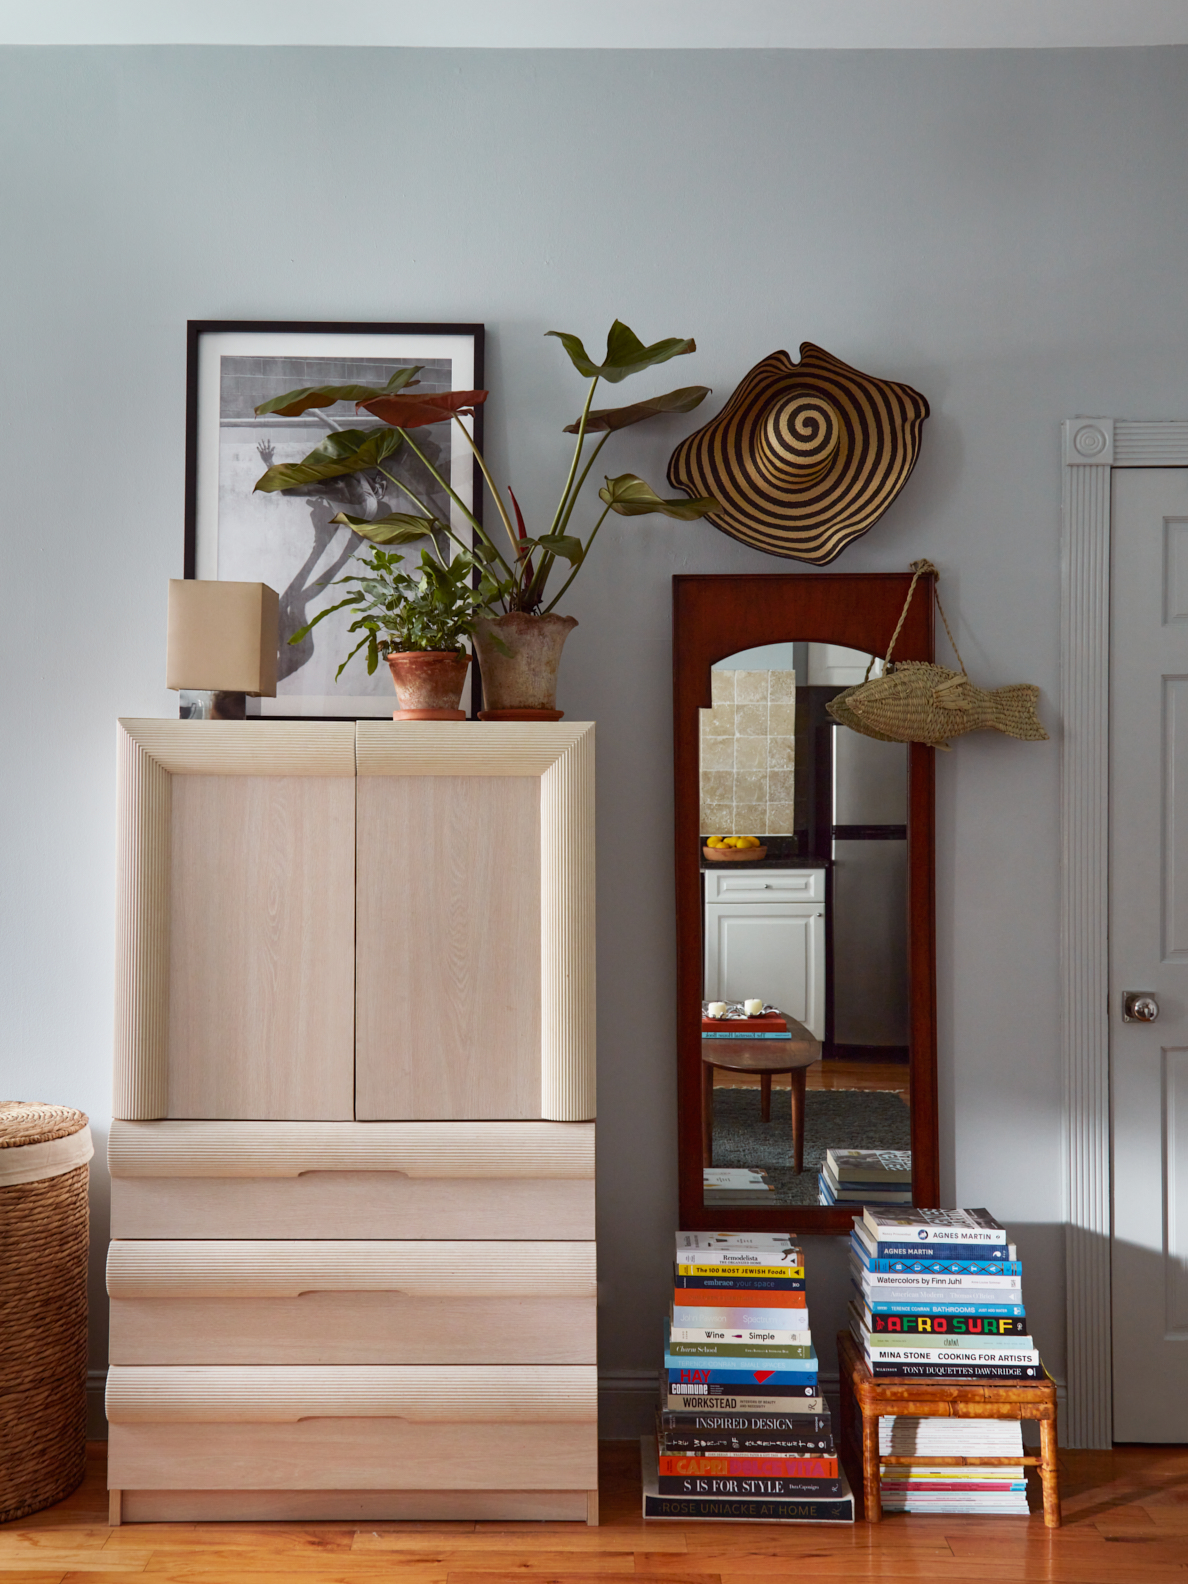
289,542,497,719
253,320,718,717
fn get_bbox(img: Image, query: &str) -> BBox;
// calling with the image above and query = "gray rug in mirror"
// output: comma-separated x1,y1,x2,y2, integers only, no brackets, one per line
710,1087,911,1206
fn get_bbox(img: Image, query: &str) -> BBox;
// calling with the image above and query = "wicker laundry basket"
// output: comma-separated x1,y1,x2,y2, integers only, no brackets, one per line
0,1102,93,1524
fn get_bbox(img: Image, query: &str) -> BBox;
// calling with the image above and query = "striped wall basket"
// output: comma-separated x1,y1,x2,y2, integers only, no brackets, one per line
666,343,929,565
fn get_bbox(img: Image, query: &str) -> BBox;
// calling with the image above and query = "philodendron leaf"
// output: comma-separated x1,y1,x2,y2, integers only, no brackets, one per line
329,511,442,545
530,533,585,565
358,389,488,428
254,427,403,493
547,320,696,384
255,366,422,418
598,473,720,519
562,385,712,434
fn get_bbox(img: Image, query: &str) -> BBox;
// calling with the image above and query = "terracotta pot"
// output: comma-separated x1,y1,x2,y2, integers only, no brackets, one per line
385,649,471,720
472,612,578,720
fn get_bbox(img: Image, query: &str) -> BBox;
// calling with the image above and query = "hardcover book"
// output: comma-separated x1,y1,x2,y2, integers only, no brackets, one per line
674,1270,806,1291
666,1360,818,1386
658,1474,842,1498
827,1148,911,1183
665,1392,825,1411
660,1431,835,1455
852,1219,1012,1263
865,1296,1026,1317
659,1409,831,1434
642,1437,854,1523
865,1360,1041,1380
678,1286,808,1307
669,1316,811,1342
659,1454,838,1478
667,1339,814,1359
672,1305,811,1331
864,1310,1027,1336
862,1207,1007,1245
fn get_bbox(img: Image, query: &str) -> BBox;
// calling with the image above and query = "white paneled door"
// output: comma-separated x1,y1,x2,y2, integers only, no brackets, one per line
1111,468,1188,1440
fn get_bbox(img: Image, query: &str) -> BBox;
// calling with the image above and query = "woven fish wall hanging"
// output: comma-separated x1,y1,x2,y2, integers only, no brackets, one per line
826,561,1048,750
666,343,929,564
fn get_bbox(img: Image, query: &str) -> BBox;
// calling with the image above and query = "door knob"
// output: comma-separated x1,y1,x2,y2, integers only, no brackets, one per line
1122,992,1160,1023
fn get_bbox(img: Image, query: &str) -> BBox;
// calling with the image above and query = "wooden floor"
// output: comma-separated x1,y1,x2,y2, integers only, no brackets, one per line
3,1441,1188,1581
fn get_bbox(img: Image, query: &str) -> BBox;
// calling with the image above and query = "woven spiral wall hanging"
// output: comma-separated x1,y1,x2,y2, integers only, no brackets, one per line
666,343,929,565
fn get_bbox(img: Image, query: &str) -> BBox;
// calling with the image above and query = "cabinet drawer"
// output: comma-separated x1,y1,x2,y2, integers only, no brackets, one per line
705,867,825,903
108,1419,597,1491
108,1240,596,1365
110,1176,594,1240
106,1363,597,1423
108,1120,595,1240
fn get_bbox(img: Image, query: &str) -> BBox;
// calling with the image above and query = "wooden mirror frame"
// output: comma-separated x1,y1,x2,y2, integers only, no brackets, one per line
673,572,939,1233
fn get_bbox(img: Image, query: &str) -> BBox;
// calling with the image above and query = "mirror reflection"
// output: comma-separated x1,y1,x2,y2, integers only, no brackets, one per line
698,641,912,1209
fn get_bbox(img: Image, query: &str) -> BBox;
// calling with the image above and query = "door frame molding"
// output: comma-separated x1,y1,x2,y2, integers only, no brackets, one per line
1061,418,1188,1447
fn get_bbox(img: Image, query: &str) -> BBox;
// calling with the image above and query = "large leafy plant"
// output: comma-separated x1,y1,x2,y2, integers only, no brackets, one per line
290,546,495,678
253,321,719,615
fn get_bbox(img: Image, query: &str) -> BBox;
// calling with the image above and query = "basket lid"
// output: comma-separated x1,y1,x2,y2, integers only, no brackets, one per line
0,1102,89,1150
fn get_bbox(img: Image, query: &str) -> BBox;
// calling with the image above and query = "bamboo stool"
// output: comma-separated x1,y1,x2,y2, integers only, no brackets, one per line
837,1331,1061,1527
0,1102,94,1524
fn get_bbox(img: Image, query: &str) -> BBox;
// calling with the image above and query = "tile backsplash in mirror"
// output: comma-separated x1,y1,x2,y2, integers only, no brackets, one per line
699,668,795,836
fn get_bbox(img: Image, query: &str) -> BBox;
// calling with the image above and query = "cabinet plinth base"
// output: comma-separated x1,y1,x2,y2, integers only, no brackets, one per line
109,1487,596,1524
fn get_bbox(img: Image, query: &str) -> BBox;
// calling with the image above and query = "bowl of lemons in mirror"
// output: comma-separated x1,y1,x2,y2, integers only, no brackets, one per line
703,835,768,862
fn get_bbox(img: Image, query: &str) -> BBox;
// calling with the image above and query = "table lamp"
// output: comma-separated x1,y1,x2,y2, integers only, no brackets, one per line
166,579,279,720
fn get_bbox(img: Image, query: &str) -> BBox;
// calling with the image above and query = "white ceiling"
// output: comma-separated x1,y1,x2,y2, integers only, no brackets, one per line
3,0,1188,50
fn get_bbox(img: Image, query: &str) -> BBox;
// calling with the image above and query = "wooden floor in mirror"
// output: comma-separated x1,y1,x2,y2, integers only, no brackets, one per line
2,1441,1187,1580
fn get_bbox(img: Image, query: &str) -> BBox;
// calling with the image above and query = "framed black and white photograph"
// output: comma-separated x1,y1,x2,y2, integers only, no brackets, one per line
184,319,484,717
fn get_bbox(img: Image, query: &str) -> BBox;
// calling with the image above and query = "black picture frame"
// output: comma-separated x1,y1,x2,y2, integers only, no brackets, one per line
183,320,485,719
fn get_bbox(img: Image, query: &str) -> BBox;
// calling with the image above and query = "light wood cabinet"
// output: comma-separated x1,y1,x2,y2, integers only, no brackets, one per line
108,720,597,1525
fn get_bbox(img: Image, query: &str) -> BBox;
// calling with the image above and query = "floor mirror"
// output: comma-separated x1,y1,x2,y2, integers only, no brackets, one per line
673,572,939,1233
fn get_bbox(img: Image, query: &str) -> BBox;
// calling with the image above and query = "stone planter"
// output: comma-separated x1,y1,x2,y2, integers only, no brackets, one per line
473,613,578,720
385,649,471,720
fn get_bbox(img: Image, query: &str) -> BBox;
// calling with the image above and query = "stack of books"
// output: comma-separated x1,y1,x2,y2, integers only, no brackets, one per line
643,1231,854,1522
703,1168,774,1206
847,1206,1039,1517
818,1148,912,1207
878,1417,1029,1515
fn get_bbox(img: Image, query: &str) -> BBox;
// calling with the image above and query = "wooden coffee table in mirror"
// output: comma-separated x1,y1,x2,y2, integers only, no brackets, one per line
701,1013,821,1176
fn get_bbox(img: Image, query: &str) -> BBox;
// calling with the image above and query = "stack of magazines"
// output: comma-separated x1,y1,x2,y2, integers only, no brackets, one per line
643,1231,854,1522
878,1417,1029,1515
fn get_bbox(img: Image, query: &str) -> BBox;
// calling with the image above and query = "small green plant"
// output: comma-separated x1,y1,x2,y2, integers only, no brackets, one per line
253,320,720,616
290,545,497,678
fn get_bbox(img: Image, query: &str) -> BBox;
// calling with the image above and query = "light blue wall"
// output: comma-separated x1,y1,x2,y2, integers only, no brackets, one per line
3,44,1187,1427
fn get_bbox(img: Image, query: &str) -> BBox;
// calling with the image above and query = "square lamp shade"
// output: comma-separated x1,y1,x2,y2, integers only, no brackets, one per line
167,579,279,696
